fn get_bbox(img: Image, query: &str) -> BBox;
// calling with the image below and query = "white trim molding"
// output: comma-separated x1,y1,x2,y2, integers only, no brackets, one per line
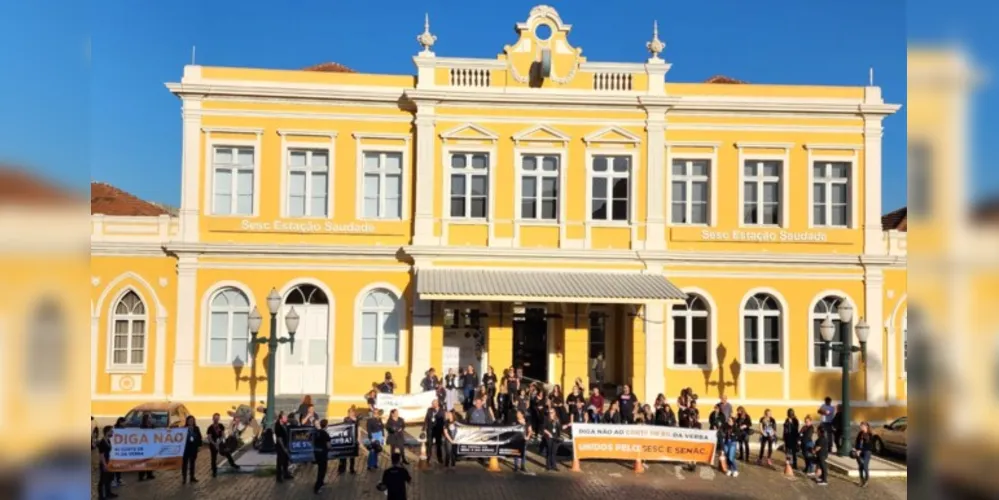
512,145,570,248
806,149,860,230
439,123,499,143
665,143,719,228
279,135,337,219
441,142,499,246
582,126,642,145
198,280,257,367
863,268,886,402
353,136,412,222
737,287,791,400
511,124,571,146
276,279,337,398
736,143,792,229
666,287,718,371
583,148,640,249
203,129,264,218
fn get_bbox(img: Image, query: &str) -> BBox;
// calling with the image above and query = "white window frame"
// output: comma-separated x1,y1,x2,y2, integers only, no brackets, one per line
108,289,147,370
668,290,714,370
740,291,784,369
359,150,406,220
515,150,564,223
278,130,337,219
736,143,791,229
200,282,255,367
585,151,635,224
805,145,860,229
203,128,263,218
444,149,493,221
353,133,411,222
667,157,715,226
808,292,859,372
354,283,407,367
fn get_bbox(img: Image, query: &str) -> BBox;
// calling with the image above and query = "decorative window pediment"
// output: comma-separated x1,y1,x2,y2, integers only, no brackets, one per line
512,124,571,145
583,126,641,146
440,123,499,143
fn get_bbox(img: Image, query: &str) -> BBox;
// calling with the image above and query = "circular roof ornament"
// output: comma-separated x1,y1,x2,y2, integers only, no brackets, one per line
534,23,553,41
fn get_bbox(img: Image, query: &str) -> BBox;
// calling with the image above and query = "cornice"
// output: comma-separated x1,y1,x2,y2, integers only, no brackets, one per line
164,242,403,258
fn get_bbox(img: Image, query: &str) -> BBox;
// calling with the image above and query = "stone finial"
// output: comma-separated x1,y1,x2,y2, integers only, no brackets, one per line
646,20,665,62
416,13,437,56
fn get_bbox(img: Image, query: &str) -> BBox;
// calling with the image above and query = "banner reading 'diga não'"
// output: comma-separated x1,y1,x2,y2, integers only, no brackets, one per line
452,423,526,458
287,423,360,463
375,391,437,421
571,423,716,464
107,428,189,472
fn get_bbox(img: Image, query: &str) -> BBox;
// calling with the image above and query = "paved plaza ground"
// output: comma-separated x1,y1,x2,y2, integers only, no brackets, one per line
93,445,907,499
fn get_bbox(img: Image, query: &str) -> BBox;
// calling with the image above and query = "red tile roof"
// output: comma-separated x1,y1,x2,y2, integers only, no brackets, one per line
0,167,82,207
303,62,356,73
881,207,907,231
91,182,169,217
704,75,746,84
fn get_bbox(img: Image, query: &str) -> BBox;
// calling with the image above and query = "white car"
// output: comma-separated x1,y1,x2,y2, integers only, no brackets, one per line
872,416,907,456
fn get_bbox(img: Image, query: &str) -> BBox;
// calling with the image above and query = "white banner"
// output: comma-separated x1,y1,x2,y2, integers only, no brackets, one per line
375,391,437,421
108,428,189,471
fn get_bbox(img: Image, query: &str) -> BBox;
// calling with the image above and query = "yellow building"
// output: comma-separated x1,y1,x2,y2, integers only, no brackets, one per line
91,6,907,423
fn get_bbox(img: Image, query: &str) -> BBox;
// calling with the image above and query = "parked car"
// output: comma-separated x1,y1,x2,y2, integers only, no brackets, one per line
122,402,191,428
872,416,907,456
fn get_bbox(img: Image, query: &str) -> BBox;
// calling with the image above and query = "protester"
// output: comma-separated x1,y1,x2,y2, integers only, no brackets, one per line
380,372,396,394
300,404,318,427
421,368,439,393
443,411,459,469
386,409,409,465
461,365,479,412
515,388,530,432
718,394,733,422
655,401,677,427
181,415,202,484
137,415,155,482
566,384,584,409
113,417,127,486
542,407,568,471
587,387,604,423
570,397,587,425
313,419,331,493
735,406,752,461
687,400,702,428
617,384,637,423
444,368,460,412
206,412,239,477
813,424,831,485
366,409,386,470
757,409,777,465
97,426,117,499
378,453,412,500
550,384,567,423
424,399,446,465
800,415,816,476
853,421,874,487
505,368,521,416
297,395,313,419
783,409,801,470
483,366,498,413
338,406,358,475
817,397,835,435
530,388,546,435
513,410,531,472
831,404,844,454
721,416,739,477
366,385,379,413
466,397,493,425
275,412,293,482
603,401,622,424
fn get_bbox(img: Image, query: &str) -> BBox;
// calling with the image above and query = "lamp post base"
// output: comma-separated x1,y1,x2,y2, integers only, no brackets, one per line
257,428,276,454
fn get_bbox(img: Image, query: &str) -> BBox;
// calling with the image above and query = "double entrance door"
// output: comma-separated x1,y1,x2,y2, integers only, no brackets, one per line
513,307,548,383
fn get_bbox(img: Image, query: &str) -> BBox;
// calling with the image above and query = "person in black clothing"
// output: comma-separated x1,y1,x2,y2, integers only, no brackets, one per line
854,421,874,487
542,407,567,471
655,403,676,426
813,424,831,485
379,372,396,394
603,401,622,424
313,419,331,493
800,415,816,476
137,415,156,481
97,426,117,500
112,417,127,486
461,365,478,412
757,409,777,465
617,385,637,423
570,397,587,425
338,407,358,474
420,368,439,393
734,406,752,461
275,412,294,483
366,410,386,470
181,415,202,484
831,404,844,454
442,411,459,469
386,409,409,465
444,368,460,412
506,370,521,415
783,409,801,470
512,410,531,472
206,412,239,477
530,388,546,436
423,399,446,465
482,366,498,413
379,453,412,500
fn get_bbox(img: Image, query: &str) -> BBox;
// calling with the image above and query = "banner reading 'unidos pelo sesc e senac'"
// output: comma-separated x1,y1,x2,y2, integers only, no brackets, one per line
571,423,716,464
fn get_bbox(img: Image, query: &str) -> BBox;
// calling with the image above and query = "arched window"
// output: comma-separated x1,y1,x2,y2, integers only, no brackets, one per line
672,294,709,366
112,290,146,366
743,293,781,366
359,288,400,364
285,284,329,305
812,295,850,368
29,298,66,392
207,287,250,365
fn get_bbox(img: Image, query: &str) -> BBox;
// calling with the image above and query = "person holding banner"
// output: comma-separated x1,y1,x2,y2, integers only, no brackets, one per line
112,417,127,486
783,409,801,471
338,406,358,474
386,409,409,465
181,415,203,484
301,404,318,428
420,368,440,393
366,409,385,470
137,415,156,482
603,401,622,424
207,413,239,477
313,419,331,493
97,426,117,500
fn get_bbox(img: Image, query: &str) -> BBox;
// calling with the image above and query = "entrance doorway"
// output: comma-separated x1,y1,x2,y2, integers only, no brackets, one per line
513,307,548,382
442,305,486,377
277,284,329,396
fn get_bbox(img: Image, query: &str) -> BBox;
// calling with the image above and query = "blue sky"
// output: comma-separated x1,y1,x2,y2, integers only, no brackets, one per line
5,0,991,212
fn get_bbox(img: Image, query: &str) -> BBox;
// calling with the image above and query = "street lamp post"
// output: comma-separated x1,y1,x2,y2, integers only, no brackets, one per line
248,288,300,454
819,302,870,457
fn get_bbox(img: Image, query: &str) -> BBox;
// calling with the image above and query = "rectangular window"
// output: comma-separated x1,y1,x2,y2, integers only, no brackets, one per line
590,155,630,221
670,159,710,224
744,316,759,365
743,160,782,225
362,152,403,219
449,152,490,219
520,154,560,221
288,149,330,217
212,147,255,215
812,161,851,227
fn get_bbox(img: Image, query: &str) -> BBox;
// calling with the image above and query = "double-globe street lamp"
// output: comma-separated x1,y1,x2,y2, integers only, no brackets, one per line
248,288,299,453
818,302,871,457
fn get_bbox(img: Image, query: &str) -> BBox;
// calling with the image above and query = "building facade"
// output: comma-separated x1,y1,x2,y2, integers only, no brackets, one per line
90,6,907,422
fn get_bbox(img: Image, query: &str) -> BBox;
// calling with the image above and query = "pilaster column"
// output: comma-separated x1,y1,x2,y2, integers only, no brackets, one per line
413,103,438,246
644,302,666,400
864,268,885,403
409,296,432,391
486,303,513,374
179,91,203,243
171,255,197,398
561,304,590,391
630,305,647,399
862,92,885,255
644,107,668,250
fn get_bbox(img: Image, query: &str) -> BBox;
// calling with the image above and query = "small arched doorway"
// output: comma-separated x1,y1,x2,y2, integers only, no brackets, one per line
277,284,330,396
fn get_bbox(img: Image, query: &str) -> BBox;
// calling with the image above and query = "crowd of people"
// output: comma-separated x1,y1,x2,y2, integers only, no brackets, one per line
94,367,879,500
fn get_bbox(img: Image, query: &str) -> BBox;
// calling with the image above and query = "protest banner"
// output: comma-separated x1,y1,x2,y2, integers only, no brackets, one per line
451,423,526,458
375,391,437,421
570,423,716,464
287,422,360,463
107,428,188,471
